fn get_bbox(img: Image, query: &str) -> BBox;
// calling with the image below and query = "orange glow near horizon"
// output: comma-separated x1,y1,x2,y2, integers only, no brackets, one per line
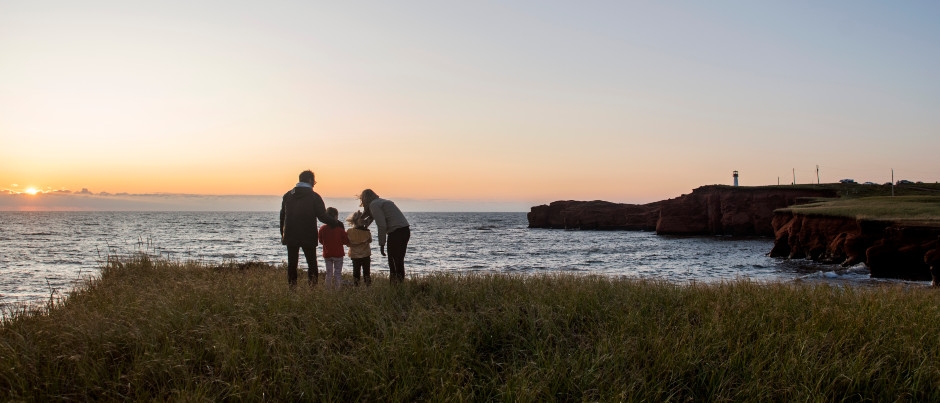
1,169,699,206
2,2,939,212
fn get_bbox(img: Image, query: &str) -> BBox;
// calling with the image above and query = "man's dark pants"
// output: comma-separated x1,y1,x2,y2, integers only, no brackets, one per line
287,243,318,286
387,226,410,283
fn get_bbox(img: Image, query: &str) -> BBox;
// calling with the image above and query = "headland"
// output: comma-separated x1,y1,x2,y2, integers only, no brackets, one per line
528,183,940,280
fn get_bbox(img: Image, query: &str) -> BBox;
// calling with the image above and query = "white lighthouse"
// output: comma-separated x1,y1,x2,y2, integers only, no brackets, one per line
733,170,739,187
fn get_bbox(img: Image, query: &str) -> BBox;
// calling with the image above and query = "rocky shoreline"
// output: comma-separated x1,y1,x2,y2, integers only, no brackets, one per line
528,185,940,281
770,213,940,281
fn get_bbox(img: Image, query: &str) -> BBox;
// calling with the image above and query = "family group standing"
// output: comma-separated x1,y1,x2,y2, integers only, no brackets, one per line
279,170,410,287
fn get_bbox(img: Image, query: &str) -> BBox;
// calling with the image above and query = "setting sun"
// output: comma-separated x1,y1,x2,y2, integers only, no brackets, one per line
24,187,39,195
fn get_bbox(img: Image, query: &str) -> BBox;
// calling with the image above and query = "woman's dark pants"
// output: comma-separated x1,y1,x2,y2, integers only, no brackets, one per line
387,226,410,283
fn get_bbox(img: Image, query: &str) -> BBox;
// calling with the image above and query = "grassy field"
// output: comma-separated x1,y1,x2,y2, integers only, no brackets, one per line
722,181,940,199
779,195,940,224
830,182,940,199
3,256,940,401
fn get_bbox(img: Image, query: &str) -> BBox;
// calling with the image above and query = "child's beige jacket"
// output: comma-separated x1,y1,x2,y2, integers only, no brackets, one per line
347,228,372,259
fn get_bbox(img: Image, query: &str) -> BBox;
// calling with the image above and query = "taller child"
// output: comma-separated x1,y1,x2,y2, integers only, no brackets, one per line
279,170,343,286
319,207,349,289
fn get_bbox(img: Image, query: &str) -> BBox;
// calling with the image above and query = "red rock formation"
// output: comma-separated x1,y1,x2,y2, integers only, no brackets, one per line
654,186,837,236
526,200,660,230
528,185,837,236
866,227,939,280
528,185,940,281
767,212,876,262
529,185,940,281
770,212,940,280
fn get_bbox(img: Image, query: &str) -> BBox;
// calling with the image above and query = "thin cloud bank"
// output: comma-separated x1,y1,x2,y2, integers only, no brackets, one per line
0,191,531,212
0,191,281,211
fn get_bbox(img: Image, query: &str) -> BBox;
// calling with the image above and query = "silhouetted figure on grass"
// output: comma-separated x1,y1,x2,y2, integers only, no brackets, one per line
279,170,342,287
319,207,348,289
359,189,410,284
346,210,373,286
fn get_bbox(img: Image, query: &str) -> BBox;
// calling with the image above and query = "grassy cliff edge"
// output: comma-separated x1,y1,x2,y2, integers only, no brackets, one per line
779,195,940,225
2,256,940,400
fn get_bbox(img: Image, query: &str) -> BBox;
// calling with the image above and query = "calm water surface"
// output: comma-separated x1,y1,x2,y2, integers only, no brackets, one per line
0,212,914,309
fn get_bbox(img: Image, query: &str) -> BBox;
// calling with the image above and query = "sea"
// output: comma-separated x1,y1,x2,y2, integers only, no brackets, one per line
0,211,919,309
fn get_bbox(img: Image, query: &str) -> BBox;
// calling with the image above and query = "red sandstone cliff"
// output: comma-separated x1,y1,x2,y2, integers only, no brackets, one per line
527,185,837,236
525,200,661,230
654,186,838,236
528,185,940,281
770,212,940,280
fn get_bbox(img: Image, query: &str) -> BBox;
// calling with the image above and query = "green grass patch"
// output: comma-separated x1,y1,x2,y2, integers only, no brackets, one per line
717,182,940,199
779,196,940,223
3,256,940,400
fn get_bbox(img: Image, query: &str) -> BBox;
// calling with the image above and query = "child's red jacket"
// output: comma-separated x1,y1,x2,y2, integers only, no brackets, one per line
318,225,349,258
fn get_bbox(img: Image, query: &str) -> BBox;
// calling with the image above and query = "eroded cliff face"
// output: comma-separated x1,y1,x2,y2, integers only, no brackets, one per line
527,185,837,236
654,186,838,236
528,185,940,285
528,185,940,281
770,213,940,280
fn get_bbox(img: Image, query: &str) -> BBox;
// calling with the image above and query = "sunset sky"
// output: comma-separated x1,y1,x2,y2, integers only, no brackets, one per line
2,1,938,211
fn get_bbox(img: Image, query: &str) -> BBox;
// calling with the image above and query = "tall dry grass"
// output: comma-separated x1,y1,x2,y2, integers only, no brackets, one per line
2,255,939,401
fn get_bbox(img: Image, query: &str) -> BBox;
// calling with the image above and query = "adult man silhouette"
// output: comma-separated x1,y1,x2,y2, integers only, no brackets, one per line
279,170,342,286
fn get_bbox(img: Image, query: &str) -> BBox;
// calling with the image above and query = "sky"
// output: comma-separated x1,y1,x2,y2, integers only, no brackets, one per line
2,1,939,211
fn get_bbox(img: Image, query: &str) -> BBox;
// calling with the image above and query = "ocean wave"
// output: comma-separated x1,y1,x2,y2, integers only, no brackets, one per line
2,211,926,308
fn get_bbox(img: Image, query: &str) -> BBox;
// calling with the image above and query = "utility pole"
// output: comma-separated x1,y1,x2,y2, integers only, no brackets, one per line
792,168,796,185
891,168,895,196
816,165,820,184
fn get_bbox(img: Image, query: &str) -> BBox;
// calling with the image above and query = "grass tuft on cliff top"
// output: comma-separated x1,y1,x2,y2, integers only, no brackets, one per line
779,195,940,223
720,181,940,199
3,255,940,401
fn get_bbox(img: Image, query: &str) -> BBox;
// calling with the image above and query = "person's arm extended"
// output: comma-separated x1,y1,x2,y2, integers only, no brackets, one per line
371,201,388,248
313,194,343,227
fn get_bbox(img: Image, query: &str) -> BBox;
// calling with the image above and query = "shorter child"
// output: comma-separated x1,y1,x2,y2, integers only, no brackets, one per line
346,210,373,286
319,207,349,289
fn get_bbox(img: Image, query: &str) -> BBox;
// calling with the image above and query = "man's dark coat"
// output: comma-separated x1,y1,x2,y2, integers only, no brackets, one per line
279,186,340,246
